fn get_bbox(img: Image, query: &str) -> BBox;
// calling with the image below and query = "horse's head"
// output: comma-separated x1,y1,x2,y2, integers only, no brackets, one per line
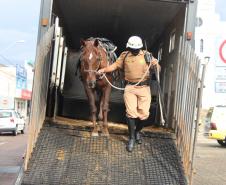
80,39,102,88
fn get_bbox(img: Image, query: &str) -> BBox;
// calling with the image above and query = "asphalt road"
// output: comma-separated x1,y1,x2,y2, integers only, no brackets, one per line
0,129,28,185
192,130,226,185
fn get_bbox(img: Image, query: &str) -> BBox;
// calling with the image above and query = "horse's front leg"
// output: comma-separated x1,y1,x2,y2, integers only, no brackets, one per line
84,85,98,136
101,85,111,136
98,96,103,121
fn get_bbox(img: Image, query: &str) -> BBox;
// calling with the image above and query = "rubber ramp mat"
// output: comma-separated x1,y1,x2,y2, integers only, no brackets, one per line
22,124,187,185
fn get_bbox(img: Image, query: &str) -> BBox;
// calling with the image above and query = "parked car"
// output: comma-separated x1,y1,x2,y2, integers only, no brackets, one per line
0,109,25,136
204,105,226,146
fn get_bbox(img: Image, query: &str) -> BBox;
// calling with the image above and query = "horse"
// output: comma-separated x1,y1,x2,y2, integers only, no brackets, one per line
79,38,114,136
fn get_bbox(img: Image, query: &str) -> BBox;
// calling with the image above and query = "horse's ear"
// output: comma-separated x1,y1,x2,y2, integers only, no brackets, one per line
94,39,99,47
80,39,86,46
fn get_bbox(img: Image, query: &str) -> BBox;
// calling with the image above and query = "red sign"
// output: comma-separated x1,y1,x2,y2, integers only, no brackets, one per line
2,99,8,104
21,90,32,100
219,40,226,64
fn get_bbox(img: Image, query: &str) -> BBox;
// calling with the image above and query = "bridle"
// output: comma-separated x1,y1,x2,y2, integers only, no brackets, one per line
81,50,102,74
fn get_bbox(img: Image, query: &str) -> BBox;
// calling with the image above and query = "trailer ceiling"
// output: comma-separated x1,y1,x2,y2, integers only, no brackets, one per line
54,0,186,52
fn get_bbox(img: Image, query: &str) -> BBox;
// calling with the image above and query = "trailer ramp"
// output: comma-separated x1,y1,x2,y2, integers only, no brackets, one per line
22,121,186,185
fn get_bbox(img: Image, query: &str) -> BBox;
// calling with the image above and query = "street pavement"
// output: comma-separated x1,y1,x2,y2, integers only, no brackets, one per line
0,130,28,185
192,129,226,185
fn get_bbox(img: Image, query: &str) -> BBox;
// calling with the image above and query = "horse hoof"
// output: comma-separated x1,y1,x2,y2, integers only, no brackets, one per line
101,133,110,137
98,115,103,121
91,132,99,137
101,129,110,137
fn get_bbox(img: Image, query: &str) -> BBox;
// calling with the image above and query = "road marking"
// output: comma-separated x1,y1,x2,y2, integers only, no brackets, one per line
15,166,24,185
0,142,7,146
0,166,20,173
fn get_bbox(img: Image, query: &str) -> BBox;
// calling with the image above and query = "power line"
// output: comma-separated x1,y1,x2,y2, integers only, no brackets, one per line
0,54,16,66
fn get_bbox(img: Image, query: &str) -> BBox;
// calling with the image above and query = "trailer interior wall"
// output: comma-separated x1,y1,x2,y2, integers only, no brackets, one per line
52,0,187,123
153,8,187,129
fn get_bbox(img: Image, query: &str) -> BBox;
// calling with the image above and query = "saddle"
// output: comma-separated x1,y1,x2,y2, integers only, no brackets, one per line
87,37,117,54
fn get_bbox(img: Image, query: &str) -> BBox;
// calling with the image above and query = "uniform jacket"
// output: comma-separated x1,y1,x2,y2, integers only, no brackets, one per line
112,50,158,82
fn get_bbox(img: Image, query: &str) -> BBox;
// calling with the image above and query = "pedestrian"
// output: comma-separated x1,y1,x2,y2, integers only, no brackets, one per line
98,36,160,152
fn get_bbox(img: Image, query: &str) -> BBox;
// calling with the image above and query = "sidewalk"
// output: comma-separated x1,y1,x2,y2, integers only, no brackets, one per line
192,129,226,185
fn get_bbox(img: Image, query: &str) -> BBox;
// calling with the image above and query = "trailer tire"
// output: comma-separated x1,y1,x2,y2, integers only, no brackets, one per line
217,140,226,146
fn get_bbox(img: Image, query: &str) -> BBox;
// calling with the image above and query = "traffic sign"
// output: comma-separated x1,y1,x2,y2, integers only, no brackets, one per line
215,67,226,81
219,40,226,64
215,82,226,93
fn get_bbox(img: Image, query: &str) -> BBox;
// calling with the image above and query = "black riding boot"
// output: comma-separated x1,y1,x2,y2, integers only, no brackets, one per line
135,119,143,144
126,117,135,152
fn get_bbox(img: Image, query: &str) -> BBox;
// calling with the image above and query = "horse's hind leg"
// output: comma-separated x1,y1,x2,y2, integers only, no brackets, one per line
101,86,111,136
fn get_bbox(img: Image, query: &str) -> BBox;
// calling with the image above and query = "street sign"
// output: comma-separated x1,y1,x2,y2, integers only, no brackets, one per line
215,39,226,67
16,64,27,89
219,40,226,64
215,67,226,81
21,89,32,100
215,82,226,93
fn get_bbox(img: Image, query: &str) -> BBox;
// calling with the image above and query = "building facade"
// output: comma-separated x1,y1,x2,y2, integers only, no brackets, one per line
195,0,226,108
0,62,33,117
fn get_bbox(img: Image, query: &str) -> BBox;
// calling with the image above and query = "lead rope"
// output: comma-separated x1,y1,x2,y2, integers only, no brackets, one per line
100,60,153,91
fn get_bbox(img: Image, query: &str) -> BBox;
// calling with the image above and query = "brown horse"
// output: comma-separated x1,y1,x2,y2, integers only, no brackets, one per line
79,38,113,136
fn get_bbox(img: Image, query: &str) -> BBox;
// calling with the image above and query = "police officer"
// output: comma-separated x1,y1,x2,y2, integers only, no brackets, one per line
98,36,160,152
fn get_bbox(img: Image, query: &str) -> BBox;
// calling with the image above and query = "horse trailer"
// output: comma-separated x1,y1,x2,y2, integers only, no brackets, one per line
20,0,202,185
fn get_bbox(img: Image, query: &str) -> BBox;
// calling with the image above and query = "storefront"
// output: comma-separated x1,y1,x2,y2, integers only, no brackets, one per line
15,89,32,118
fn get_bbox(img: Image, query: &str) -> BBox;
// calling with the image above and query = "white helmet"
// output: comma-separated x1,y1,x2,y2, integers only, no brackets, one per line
126,36,143,49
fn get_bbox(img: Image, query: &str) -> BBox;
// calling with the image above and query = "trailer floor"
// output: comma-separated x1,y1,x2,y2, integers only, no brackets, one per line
22,122,186,185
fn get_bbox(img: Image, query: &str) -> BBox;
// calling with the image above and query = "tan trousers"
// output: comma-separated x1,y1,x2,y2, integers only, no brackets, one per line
124,85,151,120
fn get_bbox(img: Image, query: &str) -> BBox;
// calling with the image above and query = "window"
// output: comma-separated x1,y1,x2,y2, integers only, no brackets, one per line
0,112,12,118
169,30,176,53
200,39,204,53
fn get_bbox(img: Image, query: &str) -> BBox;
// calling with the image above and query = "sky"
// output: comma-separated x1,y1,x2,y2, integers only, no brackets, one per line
0,0,41,66
215,0,226,21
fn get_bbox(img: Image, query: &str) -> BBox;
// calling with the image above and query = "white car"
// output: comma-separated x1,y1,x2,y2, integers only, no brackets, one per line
0,109,25,136
204,105,226,146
